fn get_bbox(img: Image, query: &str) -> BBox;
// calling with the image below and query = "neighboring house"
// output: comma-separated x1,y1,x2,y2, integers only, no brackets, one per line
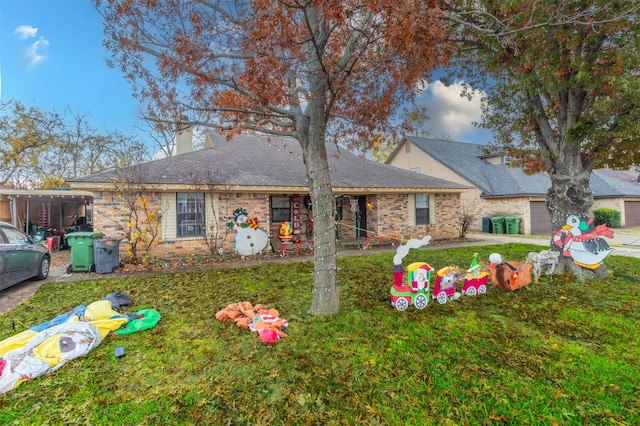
68,133,470,260
387,136,640,235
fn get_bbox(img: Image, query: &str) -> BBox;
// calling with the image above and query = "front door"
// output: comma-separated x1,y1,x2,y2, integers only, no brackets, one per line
357,196,368,238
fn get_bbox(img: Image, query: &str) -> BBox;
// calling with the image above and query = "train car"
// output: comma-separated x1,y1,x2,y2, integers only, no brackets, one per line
433,254,490,302
462,254,489,295
390,262,434,311
433,266,462,304
389,241,489,311
462,273,488,296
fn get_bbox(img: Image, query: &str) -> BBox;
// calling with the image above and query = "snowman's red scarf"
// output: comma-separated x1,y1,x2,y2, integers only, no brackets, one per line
571,224,614,242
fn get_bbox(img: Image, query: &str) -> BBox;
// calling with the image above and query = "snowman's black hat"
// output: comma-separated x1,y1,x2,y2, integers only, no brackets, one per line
233,208,248,219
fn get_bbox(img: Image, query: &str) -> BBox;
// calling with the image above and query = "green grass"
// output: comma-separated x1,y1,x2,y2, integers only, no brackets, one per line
1,243,639,425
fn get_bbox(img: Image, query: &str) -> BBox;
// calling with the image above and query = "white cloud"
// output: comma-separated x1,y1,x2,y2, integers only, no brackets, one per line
14,25,49,69
25,38,49,69
419,80,486,140
14,25,38,39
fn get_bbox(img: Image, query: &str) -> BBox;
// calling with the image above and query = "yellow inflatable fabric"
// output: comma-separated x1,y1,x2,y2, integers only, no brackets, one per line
0,329,39,358
33,334,63,367
90,318,129,339
83,300,123,321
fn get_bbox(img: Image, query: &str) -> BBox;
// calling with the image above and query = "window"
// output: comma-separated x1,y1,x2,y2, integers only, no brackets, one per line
415,193,429,225
2,226,29,244
271,196,291,222
176,193,205,237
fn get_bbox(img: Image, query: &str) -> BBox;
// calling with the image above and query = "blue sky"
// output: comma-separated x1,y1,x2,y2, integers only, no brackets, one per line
1,0,143,137
1,0,493,150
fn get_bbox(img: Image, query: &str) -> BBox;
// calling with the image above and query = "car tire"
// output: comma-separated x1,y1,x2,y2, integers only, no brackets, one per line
36,255,51,280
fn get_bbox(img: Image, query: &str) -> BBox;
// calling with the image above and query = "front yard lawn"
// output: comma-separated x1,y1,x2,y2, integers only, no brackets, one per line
1,243,638,425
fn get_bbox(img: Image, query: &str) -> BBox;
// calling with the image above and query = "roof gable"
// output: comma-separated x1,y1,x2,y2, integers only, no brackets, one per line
402,136,640,198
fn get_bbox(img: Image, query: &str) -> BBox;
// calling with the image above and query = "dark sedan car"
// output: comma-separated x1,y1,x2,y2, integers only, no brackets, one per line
0,221,50,291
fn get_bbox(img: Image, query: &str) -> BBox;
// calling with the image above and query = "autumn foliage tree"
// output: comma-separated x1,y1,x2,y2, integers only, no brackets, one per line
0,100,59,188
94,0,453,315
0,100,149,189
439,1,640,280
107,166,166,264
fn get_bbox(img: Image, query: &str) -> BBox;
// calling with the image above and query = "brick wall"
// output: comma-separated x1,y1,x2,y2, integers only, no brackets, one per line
464,197,534,234
366,193,460,242
93,190,462,262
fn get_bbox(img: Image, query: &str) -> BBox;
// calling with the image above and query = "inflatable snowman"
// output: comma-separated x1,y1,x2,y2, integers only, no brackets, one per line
228,208,269,256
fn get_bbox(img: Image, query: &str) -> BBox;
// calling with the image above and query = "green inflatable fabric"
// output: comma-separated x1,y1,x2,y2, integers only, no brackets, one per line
115,309,161,335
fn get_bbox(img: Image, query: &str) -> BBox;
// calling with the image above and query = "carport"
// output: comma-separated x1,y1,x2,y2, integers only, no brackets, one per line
0,189,94,233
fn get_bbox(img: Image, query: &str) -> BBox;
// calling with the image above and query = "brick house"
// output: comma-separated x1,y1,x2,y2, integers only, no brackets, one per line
68,133,470,261
387,136,640,235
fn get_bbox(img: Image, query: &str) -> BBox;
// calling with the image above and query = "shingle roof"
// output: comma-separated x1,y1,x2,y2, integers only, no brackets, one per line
591,168,640,197
402,136,640,198
71,133,470,193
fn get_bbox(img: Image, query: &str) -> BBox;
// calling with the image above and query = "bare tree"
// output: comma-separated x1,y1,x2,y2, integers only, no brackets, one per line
0,100,60,188
188,169,231,257
458,200,480,239
106,165,165,264
0,100,149,188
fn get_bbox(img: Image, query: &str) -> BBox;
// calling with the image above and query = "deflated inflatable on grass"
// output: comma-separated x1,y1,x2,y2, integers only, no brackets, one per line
115,309,161,335
0,322,102,393
0,294,160,394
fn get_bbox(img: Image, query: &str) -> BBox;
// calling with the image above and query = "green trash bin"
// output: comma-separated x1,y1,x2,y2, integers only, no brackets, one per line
504,217,521,235
65,231,105,273
34,229,47,240
490,217,505,234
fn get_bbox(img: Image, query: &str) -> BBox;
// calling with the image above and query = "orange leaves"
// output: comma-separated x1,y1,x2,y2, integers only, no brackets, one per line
98,0,454,141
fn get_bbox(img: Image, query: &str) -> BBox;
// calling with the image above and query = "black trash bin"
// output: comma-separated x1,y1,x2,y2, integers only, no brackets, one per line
482,217,493,233
93,237,122,274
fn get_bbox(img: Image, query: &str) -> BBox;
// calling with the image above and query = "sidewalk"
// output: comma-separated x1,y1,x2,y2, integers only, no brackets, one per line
2,229,639,315
464,228,640,258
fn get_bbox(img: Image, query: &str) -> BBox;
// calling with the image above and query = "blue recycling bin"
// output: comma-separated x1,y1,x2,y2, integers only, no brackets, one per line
482,217,493,233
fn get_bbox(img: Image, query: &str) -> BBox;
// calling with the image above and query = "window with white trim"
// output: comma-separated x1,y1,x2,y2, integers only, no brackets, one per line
176,193,205,237
415,193,430,225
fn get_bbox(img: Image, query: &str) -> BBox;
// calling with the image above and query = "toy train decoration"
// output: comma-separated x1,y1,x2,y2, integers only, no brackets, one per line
389,236,489,311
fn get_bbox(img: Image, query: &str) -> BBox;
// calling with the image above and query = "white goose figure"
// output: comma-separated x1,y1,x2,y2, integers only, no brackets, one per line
555,214,614,269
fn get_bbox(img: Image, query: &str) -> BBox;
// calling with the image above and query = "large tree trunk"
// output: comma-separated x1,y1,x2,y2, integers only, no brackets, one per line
297,10,340,316
545,146,609,281
547,170,593,231
303,139,340,315
298,70,340,315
